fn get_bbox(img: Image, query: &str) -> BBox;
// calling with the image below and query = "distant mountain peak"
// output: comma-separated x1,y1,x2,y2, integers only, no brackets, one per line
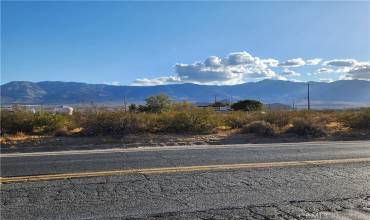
1,80,370,108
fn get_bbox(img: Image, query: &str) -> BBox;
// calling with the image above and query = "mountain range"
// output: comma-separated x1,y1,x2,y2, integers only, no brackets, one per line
1,80,370,108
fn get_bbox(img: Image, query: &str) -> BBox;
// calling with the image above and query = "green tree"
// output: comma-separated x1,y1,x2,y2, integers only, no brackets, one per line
128,104,137,112
137,105,149,112
231,99,263,111
145,93,172,113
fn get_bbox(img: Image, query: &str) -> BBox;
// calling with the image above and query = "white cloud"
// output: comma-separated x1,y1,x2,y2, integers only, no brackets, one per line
223,51,255,65
306,58,322,65
281,68,300,76
279,58,305,67
261,58,279,67
289,79,303,82
343,62,370,80
323,59,358,67
131,53,370,86
319,59,370,80
315,67,334,74
132,76,180,86
204,56,222,67
133,51,285,85
316,59,370,80
175,63,245,85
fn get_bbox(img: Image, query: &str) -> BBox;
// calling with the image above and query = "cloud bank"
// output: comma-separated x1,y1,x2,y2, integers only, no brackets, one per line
324,59,358,67
342,62,370,80
133,51,286,86
320,59,370,80
132,51,369,86
279,58,305,67
281,68,300,76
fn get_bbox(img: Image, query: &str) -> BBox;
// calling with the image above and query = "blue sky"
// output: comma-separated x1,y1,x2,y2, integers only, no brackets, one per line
1,1,370,85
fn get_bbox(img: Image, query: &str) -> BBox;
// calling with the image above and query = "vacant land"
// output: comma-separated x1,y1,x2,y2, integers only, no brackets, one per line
1,107,369,152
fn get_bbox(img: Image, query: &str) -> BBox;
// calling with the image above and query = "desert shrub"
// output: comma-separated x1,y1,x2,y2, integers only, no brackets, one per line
1,111,65,134
339,108,370,130
1,110,35,134
224,111,253,128
64,111,83,130
242,120,276,136
4,107,368,137
262,111,292,128
291,110,318,122
54,127,71,137
79,110,147,136
78,108,221,135
156,108,221,134
169,102,194,111
224,110,293,129
145,93,172,113
285,118,325,137
32,112,66,134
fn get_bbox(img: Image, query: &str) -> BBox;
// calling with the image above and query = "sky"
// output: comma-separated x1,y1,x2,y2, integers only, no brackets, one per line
1,1,370,86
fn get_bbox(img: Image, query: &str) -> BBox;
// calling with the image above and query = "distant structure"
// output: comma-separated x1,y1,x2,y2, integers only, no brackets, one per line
1,104,40,113
196,100,231,112
54,105,74,115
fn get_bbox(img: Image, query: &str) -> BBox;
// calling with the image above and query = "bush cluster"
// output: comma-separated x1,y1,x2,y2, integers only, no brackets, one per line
242,121,276,136
157,108,222,133
262,111,291,128
68,108,221,136
224,111,253,129
285,118,325,137
1,111,65,135
338,108,370,130
79,110,147,136
1,107,369,137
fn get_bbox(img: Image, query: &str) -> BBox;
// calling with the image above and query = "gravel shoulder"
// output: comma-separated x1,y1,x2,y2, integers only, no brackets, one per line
1,130,369,153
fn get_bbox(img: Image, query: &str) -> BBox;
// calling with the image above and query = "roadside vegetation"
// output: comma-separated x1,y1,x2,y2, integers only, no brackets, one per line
1,94,370,141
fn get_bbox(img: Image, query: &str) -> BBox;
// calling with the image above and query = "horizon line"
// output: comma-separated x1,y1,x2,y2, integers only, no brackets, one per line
2,78,368,87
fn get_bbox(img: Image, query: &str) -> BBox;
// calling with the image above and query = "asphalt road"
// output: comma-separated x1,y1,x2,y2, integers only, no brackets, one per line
1,141,370,219
2,141,370,177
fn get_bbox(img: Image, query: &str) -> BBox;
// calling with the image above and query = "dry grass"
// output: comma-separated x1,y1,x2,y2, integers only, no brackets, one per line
285,118,326,137
338,108,370,130
242,121,276,136
1,108,369,139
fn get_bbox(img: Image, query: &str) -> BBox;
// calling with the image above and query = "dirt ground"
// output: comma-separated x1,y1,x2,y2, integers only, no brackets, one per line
1,129,370,153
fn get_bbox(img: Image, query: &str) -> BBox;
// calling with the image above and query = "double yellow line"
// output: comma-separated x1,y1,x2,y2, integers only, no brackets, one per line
2,157,370,184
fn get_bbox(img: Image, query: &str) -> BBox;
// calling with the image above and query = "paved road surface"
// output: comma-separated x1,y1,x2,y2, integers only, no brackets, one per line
1,141,370,219
2,141,370,177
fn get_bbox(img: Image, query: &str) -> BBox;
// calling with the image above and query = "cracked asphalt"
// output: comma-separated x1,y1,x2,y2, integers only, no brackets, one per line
1,141,370,219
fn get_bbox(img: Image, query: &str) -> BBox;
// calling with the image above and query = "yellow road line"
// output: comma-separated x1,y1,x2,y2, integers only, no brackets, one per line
1,157,370,184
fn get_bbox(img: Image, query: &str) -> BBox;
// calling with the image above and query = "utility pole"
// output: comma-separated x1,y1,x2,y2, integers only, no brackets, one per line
123,95,127,111
307,83,311,110
214,95,217,104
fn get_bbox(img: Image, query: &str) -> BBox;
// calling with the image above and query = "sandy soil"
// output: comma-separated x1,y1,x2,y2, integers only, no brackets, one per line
1,129,369,153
